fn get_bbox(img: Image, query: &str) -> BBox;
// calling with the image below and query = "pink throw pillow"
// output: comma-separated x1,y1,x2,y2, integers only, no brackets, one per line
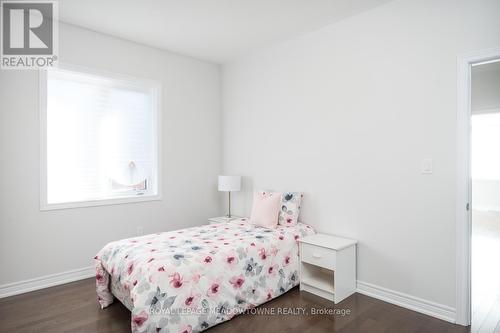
250,191,282,229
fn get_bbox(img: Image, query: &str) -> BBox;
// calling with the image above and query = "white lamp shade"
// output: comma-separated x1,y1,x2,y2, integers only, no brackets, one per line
218,175,241,192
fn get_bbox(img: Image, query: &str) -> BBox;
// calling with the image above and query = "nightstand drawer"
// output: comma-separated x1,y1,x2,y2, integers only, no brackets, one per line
301,243,335,270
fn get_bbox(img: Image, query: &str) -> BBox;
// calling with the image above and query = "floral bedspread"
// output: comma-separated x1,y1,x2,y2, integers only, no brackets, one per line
95,218,315,333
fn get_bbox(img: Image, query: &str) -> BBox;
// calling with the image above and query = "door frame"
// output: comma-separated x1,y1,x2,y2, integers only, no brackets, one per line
456,47,500,326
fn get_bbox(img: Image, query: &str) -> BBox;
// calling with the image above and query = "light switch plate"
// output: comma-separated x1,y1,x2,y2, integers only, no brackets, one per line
422,158,433,174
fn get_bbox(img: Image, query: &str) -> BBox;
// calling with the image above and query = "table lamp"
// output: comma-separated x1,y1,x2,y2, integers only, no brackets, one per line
218,175,241,218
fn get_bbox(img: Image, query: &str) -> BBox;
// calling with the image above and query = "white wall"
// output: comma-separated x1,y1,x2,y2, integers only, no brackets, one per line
471,64,500,212
472,63,500,113
222,0,500,311
0,23,221,286
472,180,500,212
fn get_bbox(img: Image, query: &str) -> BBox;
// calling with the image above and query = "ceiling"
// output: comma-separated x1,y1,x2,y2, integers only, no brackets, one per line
59,0,393,64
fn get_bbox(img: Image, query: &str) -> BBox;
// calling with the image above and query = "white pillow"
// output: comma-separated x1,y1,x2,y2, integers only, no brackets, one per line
278,192,302,226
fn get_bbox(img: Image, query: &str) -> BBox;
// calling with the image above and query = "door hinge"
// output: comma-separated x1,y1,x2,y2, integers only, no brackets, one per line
466,203,470,211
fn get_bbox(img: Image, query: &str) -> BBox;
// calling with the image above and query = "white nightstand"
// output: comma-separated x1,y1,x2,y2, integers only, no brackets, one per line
208,216,241,225
299,233,357,304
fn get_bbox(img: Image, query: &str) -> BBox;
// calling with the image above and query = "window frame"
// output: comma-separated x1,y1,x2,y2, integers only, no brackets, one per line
39,63,162,210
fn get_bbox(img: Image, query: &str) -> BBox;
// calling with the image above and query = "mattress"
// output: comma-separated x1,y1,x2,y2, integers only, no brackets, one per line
95,218,315,332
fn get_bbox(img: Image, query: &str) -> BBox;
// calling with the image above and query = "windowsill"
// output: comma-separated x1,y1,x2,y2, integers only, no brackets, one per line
40,194,162,211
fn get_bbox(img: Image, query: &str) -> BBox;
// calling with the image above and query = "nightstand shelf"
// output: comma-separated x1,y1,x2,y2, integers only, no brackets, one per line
299,233,357,303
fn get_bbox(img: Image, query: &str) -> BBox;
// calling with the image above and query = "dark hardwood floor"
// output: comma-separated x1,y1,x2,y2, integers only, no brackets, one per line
0,278,470,333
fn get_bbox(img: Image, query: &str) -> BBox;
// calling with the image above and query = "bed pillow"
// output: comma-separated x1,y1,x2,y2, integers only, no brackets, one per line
278,192,303,226
250,191,282,229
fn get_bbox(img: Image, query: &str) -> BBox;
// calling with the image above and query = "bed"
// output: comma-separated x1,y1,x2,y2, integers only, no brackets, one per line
95,218,315,332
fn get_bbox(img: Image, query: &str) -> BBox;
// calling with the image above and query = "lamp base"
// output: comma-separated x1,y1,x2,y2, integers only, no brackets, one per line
218,215,239,222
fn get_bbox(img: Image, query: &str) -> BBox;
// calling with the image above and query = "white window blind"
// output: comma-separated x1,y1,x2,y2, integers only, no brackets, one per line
42,66,160,208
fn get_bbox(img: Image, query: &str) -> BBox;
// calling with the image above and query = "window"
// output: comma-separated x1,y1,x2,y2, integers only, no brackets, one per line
40,65,161,209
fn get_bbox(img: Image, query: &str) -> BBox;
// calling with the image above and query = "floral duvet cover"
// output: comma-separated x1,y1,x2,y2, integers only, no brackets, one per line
95,218,315,333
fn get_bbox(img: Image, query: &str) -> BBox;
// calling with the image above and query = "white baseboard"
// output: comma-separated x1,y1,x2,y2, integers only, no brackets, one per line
356,280,456,323
0,268,457,324
0,266,95,299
